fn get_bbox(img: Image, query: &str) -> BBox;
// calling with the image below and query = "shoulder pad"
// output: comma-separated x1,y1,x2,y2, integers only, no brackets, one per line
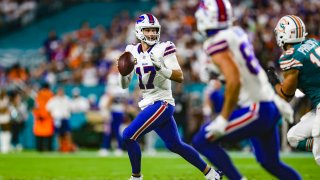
163,41,176,57
279,48,303,71
205,40,228,56
125,44,135,52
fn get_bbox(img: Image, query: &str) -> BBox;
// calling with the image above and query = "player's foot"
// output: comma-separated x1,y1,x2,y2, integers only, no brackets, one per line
205,168,223,180
129,175,143,180
16,144,23,152
114,149,124,156
145,148,157,156
313,136,320,165
98,149,110,157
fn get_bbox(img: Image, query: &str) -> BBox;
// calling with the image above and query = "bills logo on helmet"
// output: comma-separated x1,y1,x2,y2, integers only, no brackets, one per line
137,16,145,23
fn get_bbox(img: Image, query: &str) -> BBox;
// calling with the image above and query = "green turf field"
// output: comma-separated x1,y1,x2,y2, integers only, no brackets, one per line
0,151,318,180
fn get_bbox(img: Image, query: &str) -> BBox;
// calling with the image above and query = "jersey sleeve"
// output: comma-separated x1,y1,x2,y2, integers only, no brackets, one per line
163,41,176,58
162,41,181,70
278,47,303,71
204,40,229,56
125,44,135,52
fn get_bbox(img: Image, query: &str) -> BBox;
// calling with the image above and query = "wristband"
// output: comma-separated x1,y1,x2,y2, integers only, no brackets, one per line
159,68,172,79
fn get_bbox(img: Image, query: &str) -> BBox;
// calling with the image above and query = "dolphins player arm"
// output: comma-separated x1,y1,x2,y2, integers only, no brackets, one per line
274,69,299,102
211,50,240,120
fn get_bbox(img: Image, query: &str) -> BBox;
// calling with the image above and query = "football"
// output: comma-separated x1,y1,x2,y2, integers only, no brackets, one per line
117,52,135,76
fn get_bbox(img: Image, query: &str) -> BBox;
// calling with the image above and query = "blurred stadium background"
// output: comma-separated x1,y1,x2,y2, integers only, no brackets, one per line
0,0,319,179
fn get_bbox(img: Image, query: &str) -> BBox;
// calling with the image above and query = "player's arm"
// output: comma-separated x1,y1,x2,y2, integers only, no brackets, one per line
163,55,183,83
120,71,133,89
211,50,240,119
274,69,299,102
202,88,213,117
150,42,183,83
150,53,183,83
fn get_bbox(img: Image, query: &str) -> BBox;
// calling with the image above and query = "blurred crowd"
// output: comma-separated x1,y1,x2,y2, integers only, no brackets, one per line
0,0,81,34
0,0,37,28
0,0,319,153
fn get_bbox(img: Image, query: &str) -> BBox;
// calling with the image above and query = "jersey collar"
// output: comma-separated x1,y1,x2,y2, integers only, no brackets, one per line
137,43,155,54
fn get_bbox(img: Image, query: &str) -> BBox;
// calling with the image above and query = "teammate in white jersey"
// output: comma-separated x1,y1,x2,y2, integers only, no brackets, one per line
120,13,221,180
99,64,129,156
192,0,301,179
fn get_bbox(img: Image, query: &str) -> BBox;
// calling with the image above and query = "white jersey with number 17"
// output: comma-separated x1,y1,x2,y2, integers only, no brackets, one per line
125,41,180,109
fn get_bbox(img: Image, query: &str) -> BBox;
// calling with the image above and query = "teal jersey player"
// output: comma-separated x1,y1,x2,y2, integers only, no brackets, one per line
270,15,320,166
278,38,320,107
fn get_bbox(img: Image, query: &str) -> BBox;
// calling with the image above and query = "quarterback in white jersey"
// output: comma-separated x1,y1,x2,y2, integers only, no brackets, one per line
192,0,300,180
120,13,221,180
124,40,179,109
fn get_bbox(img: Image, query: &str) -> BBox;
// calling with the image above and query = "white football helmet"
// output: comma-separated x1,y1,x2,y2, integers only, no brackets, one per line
135,14,161,46
274,15,308,49
195,0,233,36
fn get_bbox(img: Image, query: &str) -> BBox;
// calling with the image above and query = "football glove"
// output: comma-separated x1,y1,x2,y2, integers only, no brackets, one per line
266,67,280,86
150,52,172,79
205,115,228,141
150,52,163,71
273,95,294,124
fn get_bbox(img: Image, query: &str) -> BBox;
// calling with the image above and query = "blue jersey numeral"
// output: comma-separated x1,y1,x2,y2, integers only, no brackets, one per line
239,41,261,75
136,66,156,89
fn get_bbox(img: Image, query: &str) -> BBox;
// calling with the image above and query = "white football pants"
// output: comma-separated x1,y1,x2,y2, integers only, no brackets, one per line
287,108,320,165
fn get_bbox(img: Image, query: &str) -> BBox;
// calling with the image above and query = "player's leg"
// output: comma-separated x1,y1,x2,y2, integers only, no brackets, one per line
155,115,221,179
194,103,268,179
192,123,243,180
111,111,124,151
122,101,171,177
101,120,111,151
287,110,314,151
251,127,301,179
192,102,278,179
226,102,300,179
209,86,224,113
286,110,320,165
144,131,157,155
314,106,320,165
313,136,320,165
0,122,11,153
